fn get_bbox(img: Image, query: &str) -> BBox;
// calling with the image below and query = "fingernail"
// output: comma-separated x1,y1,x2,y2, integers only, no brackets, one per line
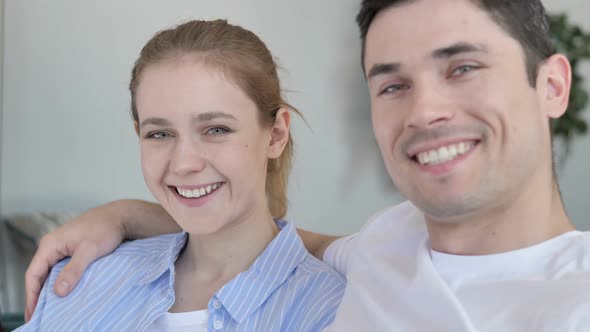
57,281,70,295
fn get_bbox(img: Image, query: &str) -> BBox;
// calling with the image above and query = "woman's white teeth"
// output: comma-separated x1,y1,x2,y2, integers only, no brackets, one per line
176,183,221,198
416,142,474,165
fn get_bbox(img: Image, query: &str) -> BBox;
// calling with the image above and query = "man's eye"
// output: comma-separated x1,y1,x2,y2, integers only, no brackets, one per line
451,64,479,76
379,84,410,96
206,127,230,136
146,131,171,139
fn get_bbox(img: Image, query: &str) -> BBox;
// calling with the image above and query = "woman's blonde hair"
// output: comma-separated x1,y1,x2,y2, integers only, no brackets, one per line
129,19,300,218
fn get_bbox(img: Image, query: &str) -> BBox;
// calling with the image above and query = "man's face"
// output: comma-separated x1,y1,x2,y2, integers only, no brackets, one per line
364,0,553,222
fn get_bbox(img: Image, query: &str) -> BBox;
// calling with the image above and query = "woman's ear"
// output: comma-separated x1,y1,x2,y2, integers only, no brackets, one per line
537,54,572,119
267,108,291,159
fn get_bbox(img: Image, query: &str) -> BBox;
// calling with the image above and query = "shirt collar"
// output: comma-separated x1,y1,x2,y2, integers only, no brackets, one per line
136,231,187,285
135,220,308,324
215,220,308,323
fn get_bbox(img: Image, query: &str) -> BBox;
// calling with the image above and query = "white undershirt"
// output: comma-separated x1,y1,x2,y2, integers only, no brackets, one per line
146,309,208,332
323,201,590,331
430,230,582,289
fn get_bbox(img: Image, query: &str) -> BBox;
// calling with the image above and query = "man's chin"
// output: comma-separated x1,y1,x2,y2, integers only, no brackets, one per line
414,196,483,223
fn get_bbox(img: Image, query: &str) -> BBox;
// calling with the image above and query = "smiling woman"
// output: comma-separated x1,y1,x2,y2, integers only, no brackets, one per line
16,19,345,332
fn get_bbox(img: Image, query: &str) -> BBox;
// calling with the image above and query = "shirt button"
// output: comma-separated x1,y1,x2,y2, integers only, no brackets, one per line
214,320,223,330
213,299,222,309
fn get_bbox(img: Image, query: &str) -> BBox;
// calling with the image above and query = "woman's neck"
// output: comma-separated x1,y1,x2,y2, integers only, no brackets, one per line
170,207,280,312
180,209,278,280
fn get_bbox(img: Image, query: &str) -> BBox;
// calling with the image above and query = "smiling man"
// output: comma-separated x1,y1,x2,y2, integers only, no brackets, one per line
323,0,589,330
363,0,573,253
24,0,590,331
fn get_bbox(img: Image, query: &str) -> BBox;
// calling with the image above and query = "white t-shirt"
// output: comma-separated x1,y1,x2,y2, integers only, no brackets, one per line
323,201,590,332
146,309,208,332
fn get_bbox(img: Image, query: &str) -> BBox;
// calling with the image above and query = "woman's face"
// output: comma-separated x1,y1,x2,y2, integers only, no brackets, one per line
135,59,277,235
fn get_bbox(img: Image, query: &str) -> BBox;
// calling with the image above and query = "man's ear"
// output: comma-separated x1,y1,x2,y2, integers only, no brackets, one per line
267,108,291,159
537,54,572,119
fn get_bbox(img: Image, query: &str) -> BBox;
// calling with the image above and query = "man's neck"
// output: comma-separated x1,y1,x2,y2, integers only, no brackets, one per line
425,185,574,255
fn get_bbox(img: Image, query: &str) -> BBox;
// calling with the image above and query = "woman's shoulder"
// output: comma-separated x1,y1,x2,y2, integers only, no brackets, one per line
269,253,345,331
46,232,185,278
22,233,185,330
273,220,346,288
113,232,186,258
296,252,346,282
46,232,184,293
58,232,185,283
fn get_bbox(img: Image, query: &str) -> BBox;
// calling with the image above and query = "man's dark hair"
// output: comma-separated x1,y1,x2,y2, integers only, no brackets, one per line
356,0,555,86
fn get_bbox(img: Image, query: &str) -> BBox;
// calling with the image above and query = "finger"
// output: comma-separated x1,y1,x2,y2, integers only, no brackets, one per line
24,241,67,322
54,243,99,296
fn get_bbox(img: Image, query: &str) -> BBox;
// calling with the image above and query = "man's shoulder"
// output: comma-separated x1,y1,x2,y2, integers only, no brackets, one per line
553,231,590,273
324,200,426,266
358,200,425,236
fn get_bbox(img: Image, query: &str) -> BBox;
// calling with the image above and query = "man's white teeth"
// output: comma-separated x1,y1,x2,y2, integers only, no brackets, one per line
176,183,221,198
416,142,474,165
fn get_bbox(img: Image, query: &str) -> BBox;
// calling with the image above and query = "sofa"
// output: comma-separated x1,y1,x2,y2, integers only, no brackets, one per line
0,212,76,330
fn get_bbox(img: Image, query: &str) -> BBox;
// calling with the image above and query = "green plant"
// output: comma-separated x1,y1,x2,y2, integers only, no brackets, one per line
549,14,590,158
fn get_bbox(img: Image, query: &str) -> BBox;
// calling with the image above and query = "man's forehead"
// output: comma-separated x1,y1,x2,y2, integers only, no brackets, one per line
363,0,504,69
366,42,491,80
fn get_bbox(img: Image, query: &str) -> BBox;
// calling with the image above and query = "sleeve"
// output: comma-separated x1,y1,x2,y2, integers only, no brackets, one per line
295,270,346,332
14,259,70,331
322,233,361,276
322,206,395,276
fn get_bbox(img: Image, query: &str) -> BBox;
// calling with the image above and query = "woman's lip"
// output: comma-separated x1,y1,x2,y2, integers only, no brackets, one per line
170,183,224,207
171,182,224,190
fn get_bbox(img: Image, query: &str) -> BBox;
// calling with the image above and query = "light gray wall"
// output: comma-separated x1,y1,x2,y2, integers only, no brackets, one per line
1,0,401,236
0,0,9,314
0,0,588,236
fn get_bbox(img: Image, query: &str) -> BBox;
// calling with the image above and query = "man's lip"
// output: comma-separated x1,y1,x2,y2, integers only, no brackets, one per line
415,144,477,176
405,138,480,158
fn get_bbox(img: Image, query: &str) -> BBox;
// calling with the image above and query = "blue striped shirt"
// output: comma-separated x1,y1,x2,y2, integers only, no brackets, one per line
19,221,345,331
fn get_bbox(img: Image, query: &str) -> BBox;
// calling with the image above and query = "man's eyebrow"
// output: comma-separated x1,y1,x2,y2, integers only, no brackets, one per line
367,62,401,80
139,117,171,129
432,42,488,59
